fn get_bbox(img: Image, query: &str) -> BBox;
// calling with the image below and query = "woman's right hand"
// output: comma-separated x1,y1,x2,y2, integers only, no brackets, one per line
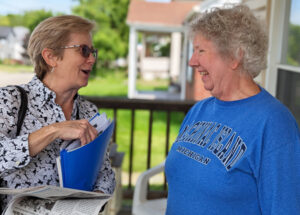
28,119,98,157
52,119,98,146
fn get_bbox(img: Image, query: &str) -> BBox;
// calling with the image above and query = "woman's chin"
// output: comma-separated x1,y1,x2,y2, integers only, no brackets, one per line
78,79,89,88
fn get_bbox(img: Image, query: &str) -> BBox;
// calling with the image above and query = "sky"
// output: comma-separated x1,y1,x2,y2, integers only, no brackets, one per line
291,0,300,25
0,0,78,15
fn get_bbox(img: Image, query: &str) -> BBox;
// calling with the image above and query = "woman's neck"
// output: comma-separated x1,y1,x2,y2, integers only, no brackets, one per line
217,74,260,101
43,74,78,120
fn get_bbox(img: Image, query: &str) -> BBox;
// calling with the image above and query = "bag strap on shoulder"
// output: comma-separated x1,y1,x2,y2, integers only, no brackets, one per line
15,85,28,136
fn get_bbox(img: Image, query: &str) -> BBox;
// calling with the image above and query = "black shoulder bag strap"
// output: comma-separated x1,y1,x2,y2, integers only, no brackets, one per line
15,85,28,136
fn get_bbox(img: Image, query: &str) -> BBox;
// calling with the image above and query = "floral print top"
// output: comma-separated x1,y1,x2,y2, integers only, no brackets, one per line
0,76,115,210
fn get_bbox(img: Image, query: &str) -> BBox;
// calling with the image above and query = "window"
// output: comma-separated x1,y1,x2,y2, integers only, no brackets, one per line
277,69,300,125
286,0,300,66
268,0,300,124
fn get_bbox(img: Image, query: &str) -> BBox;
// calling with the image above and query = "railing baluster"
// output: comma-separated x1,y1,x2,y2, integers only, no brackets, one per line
128,109,135,189
113,108,117,143
147,110,153,170
165,111,171,157
164,111,171,190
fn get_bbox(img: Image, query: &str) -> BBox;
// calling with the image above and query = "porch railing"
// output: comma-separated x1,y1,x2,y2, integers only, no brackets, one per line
85,96,195,198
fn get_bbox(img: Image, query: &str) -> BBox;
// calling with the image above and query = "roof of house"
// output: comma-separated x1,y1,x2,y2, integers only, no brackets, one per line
0,26,14,39
127,0,200,28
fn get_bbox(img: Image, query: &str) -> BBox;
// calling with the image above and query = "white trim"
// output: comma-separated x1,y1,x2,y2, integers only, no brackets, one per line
245,0,267,10
265,0,290,96
199,0,241,12
277,64,300,74
128,27,138,98
170,32,182,80
127,23,185,33
180,28,189,100
186,41,193,82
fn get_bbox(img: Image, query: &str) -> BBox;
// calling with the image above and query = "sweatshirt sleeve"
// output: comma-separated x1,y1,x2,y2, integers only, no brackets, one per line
258,114,300,214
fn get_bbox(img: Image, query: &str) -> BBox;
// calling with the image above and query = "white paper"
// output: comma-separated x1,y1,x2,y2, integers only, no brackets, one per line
1,186,111,215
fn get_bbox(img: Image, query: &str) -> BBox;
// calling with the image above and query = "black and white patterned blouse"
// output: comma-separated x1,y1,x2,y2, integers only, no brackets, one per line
0,76,115,210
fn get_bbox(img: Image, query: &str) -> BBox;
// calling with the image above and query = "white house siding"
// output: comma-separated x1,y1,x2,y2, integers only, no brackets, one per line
0,26,29,63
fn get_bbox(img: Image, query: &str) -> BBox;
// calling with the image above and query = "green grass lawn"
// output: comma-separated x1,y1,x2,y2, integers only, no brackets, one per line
0,64,33,73
79,69,169,96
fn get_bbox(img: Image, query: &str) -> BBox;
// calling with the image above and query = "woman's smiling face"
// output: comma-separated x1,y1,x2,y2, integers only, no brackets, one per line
189,34,239,100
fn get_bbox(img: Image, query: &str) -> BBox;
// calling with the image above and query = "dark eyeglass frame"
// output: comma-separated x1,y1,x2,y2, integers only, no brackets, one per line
59,44,98,59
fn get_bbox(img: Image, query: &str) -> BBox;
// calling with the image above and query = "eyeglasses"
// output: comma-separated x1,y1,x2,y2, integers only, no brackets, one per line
59,44,98,59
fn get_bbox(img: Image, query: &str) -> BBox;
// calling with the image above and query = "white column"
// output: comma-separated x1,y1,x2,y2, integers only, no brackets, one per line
170,32,182,81
180,29,188,100
265,0,290,96
128,27,138,98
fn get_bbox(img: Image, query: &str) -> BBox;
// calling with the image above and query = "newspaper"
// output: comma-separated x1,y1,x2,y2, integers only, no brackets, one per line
0,185,111,215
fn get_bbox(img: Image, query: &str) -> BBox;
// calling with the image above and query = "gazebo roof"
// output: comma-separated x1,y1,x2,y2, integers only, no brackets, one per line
127,0,200,28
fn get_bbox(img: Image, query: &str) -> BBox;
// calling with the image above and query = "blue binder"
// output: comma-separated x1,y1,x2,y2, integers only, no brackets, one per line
60,120,115,191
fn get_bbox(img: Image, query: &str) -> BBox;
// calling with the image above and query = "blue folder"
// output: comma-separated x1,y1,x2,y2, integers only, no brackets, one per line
60,120,115,191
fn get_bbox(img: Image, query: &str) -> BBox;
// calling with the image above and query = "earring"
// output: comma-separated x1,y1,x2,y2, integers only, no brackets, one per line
50,67,55,73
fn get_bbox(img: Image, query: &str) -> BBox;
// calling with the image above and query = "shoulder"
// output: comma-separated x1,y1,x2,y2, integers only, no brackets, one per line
257,89,298,128
187,97,214,114
0,85,23,108
254,89,299,145
180,97,214,127
0,86,25,127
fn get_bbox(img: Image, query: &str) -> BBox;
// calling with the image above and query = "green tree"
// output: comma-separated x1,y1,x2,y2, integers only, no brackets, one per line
72,0,129,67
0,10,53,32
22,10,53,32
287,24,300,66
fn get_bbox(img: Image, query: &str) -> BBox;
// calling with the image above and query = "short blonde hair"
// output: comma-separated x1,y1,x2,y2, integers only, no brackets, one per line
27,15,95,80
189,4,268,78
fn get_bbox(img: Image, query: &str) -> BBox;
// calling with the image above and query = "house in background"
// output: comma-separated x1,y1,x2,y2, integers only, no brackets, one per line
126,0,199,100
0,26,30,64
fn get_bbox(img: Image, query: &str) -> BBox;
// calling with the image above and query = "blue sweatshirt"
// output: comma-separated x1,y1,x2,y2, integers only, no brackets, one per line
165,88,300,215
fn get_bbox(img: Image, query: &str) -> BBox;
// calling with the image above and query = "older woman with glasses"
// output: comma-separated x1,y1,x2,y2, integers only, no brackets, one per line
0,15,115,210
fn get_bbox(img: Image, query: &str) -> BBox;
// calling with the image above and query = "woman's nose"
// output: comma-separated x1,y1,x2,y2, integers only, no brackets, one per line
189,53,198,67
87,53,96,64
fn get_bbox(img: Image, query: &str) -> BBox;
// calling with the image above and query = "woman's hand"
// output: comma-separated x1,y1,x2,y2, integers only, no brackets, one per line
52,119,98,146
28,119,98,157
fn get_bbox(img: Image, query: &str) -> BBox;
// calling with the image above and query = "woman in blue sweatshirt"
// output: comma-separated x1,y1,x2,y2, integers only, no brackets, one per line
165,4,300,215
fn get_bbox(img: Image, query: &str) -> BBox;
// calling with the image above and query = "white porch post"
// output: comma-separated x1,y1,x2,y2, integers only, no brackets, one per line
170,32,182,81
180,28,188,100
128,27,138,98
265,0,290,96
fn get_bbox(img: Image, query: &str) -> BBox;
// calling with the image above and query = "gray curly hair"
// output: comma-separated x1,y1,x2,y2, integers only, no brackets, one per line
189,4,268,78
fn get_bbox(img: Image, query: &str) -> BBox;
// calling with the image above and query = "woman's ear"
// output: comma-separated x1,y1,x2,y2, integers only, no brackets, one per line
230,48,244,70
41,48,57,68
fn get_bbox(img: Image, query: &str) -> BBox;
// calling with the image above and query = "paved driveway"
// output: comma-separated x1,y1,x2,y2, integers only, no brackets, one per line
0,72,34,87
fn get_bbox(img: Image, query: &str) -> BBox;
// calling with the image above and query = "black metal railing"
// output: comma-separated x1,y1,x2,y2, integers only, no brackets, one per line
85,96,195,198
